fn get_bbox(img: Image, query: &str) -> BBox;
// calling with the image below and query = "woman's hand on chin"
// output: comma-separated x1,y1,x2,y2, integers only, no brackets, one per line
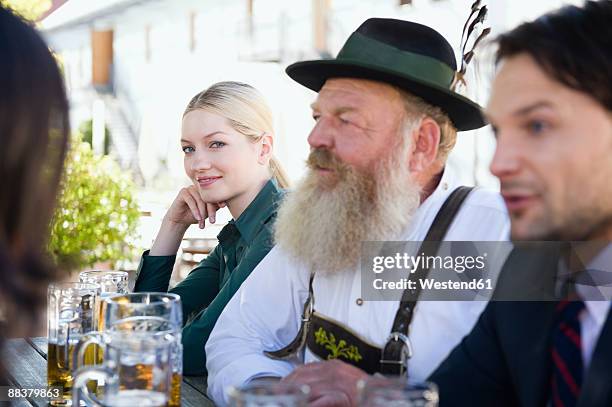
165,186,226,229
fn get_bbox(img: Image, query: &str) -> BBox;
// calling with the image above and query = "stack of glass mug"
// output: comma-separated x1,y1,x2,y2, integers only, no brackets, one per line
47,271,183,406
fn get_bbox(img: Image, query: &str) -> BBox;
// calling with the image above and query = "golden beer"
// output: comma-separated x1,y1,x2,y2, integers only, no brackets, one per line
169,372,182,407
94,297,109,365
48,341,97,404
97,297,107,332
117,363,181,407
47,342,75,391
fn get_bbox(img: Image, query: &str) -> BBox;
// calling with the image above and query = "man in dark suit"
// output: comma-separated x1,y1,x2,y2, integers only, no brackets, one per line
429,1,612,406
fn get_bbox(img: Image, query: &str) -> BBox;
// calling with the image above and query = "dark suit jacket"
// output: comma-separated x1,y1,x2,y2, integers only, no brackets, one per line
429,244,612,407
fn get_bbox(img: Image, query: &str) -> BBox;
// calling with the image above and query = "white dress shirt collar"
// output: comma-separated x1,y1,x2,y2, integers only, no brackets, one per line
571,244,612,370
577,243,612,323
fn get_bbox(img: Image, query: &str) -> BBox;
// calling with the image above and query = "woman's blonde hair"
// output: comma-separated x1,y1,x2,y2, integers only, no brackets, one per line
183,81,290,189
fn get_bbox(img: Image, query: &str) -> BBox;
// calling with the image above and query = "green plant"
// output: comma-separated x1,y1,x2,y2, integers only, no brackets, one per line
49,135,141,271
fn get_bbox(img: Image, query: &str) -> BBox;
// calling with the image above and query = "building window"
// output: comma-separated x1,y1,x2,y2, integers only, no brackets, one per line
91,29,113,87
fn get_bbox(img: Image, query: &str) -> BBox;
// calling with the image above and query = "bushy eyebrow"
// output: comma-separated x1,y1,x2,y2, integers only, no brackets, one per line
309,102,359,115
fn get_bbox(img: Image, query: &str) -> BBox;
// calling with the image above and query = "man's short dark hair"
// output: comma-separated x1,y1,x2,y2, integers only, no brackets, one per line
496,0,612,112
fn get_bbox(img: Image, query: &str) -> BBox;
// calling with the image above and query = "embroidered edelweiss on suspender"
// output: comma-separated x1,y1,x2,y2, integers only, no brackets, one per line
313,327,363,363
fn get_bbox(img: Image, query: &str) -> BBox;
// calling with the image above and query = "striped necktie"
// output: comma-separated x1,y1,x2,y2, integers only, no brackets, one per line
550,298,586,407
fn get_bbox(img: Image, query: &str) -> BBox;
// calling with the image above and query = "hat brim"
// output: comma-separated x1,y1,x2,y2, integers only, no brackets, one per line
286,59,486,132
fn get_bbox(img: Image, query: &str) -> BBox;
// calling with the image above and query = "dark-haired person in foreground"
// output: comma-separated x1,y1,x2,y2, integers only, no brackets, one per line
430,1,612,406
0,6,70,383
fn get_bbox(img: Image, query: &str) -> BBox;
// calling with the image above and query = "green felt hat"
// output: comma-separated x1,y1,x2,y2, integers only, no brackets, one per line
286,18,486,131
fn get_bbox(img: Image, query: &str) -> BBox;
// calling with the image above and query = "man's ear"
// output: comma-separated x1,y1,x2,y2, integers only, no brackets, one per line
258,133,273,165
409,117,440,173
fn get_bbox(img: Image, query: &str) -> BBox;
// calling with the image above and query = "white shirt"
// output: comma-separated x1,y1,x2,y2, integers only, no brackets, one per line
206,171,510,406
574,244,612,370
580,300,611,370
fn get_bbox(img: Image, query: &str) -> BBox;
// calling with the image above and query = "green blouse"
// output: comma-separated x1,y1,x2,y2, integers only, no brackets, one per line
134,179,284,375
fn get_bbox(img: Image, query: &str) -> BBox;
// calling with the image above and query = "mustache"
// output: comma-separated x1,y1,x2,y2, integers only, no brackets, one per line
306,148,349,174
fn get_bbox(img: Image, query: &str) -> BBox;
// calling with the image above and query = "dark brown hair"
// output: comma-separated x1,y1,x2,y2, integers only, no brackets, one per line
0,5,70,375
496,0,612,112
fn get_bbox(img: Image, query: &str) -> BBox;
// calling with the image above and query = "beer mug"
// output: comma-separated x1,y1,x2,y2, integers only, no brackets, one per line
227,380,310,407
47,282,100,405
104,293,182,406
357,376,439,407
72,316,174,407
103,293,181,331
78,270,129,295
78,270,129,332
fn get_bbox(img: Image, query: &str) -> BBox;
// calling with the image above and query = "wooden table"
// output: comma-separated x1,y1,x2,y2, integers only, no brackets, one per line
4,337,214,406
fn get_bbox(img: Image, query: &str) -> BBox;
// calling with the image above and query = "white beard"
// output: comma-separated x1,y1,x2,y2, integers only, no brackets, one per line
274,136,421,274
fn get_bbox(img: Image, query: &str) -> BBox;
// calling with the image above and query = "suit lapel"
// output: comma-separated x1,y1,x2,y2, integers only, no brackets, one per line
578,305,612,407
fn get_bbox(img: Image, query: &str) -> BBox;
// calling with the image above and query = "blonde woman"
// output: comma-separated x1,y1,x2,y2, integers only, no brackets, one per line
134,81,289,375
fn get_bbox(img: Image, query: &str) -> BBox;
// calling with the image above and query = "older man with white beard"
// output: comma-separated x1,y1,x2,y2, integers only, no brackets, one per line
206,18,509,406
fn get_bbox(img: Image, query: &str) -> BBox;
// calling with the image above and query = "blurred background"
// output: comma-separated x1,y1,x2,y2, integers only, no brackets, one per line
3,0,583,285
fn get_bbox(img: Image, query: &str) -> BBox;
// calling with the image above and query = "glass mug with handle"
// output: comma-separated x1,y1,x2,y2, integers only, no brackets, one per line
78,270,129,332
103,293,182,406
72,316,174,407
47,282,100,406
79,270,129,368
357,376,439,407
227,380,311,407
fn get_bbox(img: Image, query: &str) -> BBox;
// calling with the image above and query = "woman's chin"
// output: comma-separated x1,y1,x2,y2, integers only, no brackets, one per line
200,191,230,206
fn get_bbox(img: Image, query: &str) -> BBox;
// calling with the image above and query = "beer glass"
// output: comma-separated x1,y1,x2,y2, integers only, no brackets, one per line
357,376,439,407
104,293,182,406
227,380,310,407
103,293,181,331
72,316,173,407
78,270,129,295
47,282,100,405
78,270,129,365
79,270,129,329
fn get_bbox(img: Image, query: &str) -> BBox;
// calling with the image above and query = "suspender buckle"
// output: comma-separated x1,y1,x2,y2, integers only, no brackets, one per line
379,332,413,376
387,332,412,360
302,295,313,323
386,332,413,358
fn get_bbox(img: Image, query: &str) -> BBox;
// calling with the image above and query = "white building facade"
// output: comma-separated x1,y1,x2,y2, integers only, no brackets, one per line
42,0,580,189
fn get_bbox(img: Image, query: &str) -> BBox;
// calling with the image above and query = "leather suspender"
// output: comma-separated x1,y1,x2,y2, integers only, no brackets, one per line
264,274,315,360
380,186,474,375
